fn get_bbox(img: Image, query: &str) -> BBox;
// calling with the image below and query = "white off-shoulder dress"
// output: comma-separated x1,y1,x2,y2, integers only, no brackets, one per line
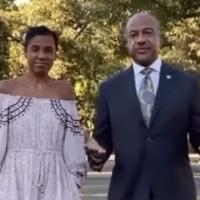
0,94,87,200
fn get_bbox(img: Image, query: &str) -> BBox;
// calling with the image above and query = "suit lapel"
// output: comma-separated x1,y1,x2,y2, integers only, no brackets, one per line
149,63,178,128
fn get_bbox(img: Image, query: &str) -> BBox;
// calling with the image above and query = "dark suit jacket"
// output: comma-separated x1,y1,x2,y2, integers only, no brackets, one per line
92,62,200,200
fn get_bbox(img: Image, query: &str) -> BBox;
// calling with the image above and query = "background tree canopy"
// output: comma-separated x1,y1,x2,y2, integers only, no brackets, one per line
0,0,200,130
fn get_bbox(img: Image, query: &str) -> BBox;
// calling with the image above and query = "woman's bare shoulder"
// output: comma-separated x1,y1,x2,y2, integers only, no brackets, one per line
0,79,17,94
54,79,75,101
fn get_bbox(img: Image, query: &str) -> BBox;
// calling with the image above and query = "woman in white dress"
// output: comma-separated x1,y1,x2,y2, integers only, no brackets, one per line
0,26,87,200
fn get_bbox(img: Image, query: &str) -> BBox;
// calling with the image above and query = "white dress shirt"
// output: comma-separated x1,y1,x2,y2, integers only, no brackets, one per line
133,57,162,96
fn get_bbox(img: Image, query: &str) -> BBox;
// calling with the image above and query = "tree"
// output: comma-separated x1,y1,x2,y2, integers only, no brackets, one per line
0,0,17,78
1,0,200,130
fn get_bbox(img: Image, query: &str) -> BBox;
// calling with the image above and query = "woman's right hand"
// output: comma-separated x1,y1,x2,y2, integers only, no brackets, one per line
85,137,107,171
85,137,106,155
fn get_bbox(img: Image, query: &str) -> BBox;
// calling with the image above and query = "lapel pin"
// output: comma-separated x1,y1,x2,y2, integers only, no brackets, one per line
166,75,171,79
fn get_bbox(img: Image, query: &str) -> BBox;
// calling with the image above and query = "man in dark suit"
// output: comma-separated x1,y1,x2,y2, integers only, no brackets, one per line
85,11,200,200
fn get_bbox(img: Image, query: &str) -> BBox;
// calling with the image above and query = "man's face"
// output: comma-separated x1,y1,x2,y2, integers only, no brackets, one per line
25,35,56,76
126,14,160,66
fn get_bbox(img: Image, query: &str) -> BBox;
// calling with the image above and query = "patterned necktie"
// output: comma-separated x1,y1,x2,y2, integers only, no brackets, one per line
138,68,155,127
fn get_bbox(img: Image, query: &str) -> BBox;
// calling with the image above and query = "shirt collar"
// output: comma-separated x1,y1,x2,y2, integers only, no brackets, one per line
133,57,162,76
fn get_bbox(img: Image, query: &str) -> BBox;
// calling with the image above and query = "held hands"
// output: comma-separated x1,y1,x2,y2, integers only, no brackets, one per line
83,128,106,155
85,137,106,155
84,131,107,171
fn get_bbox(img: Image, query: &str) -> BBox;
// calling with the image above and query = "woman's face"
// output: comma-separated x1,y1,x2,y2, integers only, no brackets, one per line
24,35,56,76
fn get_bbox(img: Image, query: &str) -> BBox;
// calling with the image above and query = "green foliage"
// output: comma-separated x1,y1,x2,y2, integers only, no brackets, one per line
0,0,15,9
0,0,200,129
0,17,10,78
163,17,200,72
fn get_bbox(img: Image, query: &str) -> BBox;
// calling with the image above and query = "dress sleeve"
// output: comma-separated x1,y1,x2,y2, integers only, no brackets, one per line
63,102,87,189
0,98,9,172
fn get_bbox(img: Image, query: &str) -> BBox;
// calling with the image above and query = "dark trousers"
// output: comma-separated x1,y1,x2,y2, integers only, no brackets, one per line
149,188,154,200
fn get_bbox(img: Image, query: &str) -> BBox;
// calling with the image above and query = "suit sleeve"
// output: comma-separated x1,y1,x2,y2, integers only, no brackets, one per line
189,76,200,153
92,83,113,167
